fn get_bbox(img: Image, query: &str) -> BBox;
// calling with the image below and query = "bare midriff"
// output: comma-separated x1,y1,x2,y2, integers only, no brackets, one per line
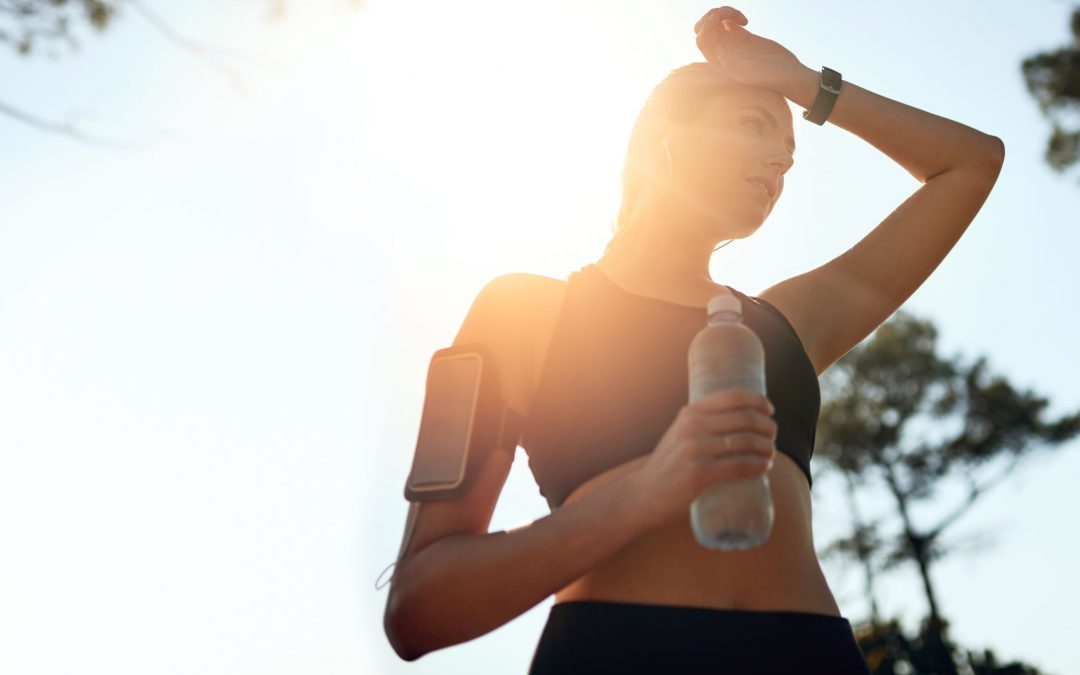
551,450,842,616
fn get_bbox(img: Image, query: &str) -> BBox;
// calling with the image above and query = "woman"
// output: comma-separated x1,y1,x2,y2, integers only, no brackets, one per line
384,7,1004,673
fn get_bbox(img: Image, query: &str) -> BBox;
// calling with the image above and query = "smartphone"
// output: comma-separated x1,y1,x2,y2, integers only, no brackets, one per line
405,349,484,499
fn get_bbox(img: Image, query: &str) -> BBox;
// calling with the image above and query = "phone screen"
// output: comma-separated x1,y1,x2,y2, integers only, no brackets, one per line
408,353,482,491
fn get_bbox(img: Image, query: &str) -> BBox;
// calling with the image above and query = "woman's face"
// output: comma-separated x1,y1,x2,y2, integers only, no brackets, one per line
666,87,796,239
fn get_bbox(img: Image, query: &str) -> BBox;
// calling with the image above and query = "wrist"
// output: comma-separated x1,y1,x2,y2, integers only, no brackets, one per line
776,62,822,111
619,467,676,533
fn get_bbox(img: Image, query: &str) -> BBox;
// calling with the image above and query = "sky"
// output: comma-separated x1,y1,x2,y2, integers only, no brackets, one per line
1,0,1079,674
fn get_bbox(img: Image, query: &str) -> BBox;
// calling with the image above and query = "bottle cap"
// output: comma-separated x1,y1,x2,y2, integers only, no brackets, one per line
707,293,741,316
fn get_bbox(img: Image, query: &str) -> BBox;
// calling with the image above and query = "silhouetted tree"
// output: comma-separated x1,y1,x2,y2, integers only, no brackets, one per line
1021,7,1080,181
0,0,119,57
817,311,1080,674
819,470,886,623
854,617,1051,675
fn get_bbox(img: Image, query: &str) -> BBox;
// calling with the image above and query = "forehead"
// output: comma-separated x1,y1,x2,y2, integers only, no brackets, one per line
695,87,796,149
702,87,792,123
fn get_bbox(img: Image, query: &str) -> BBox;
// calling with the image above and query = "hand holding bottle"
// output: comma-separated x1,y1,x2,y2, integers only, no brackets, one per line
627,387,777,531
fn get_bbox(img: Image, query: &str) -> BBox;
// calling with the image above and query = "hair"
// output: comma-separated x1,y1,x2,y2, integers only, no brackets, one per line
604,62,746,257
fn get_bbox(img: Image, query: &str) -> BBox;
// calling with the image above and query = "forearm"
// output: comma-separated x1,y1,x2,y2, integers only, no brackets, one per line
779,63,1003,182
386,469,655,660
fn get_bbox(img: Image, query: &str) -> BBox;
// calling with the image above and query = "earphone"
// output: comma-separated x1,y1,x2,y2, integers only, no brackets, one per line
606,133,734,255
659,134,733,254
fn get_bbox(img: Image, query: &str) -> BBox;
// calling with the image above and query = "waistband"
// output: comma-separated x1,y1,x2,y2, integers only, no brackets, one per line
532,599,870,675
551,598,853,625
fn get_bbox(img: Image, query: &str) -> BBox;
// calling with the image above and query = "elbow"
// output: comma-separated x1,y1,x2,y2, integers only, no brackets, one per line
945,134,1004,183
988,134,1005,159
979,134,1006,172
384,585,428,662
386,628,425,663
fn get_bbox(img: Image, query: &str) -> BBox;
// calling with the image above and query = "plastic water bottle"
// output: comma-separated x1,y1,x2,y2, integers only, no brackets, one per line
687,293,774,551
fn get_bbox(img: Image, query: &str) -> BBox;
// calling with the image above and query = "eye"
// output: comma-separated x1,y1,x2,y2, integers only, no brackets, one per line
741,117,765,133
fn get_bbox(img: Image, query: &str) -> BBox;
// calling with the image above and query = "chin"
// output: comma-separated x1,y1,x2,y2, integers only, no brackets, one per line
687,195,770,241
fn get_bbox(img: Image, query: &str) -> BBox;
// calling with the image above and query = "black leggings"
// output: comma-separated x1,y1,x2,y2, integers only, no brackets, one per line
528,600,871,675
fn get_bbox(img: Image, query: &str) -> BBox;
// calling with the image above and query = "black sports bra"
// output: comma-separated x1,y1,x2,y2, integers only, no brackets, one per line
520,263,820,510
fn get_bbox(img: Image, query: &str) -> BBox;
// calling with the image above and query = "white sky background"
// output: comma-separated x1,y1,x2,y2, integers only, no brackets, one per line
1,1,1078,673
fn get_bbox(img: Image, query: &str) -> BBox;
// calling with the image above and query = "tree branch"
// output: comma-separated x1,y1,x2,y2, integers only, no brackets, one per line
0,98,142,148
127,0,285,72
124,0,256,94
927,452,1028,541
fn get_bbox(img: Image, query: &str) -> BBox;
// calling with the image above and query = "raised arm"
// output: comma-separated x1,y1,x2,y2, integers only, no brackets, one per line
762,61,1003,376
781,62,1003,183
695,8,1005,375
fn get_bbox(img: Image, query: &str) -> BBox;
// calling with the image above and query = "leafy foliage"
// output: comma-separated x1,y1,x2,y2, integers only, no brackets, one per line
854,617,1048,675
1021,7,1080,178
0,0,120,57
818,310,1080,674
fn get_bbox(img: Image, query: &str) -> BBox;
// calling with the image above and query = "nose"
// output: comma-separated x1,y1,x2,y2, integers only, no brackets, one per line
768,147,794,175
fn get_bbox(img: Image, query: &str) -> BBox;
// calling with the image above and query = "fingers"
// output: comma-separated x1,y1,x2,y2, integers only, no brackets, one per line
691,434,774,485
694,6,751,65
695,6,748,35
707,431,776,461
689,387,774,417
701,408,779,441
711,452,773,481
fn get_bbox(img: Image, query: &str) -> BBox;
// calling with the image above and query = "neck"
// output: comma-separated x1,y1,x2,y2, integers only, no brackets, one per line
598,206,726,292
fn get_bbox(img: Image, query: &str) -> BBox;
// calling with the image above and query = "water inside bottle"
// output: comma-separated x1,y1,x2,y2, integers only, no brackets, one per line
693,529,769,551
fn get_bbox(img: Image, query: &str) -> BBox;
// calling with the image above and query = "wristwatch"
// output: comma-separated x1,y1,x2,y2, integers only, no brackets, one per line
802,66,842,126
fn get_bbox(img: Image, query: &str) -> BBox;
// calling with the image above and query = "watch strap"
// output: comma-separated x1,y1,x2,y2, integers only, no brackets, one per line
802,66,842,126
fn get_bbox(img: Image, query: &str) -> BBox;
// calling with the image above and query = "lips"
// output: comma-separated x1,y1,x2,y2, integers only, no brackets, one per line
745,175,777,200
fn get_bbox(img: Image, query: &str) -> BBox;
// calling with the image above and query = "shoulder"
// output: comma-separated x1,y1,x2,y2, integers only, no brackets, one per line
476,272,570,324
475,272,565,302
456,272,569,421
463,273,566,329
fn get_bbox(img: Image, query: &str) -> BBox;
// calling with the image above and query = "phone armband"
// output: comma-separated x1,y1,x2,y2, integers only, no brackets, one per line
403,342,523,502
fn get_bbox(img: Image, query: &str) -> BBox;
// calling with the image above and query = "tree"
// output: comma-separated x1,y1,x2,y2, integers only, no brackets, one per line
1021,6,1080,182
816,311,1080,674
0,0,362,144
0,0,119,57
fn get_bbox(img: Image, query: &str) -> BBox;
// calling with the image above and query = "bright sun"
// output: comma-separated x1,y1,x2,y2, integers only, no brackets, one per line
349,0,669,268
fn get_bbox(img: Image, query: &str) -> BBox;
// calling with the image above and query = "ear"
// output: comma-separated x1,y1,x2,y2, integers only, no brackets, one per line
659,126,692,150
